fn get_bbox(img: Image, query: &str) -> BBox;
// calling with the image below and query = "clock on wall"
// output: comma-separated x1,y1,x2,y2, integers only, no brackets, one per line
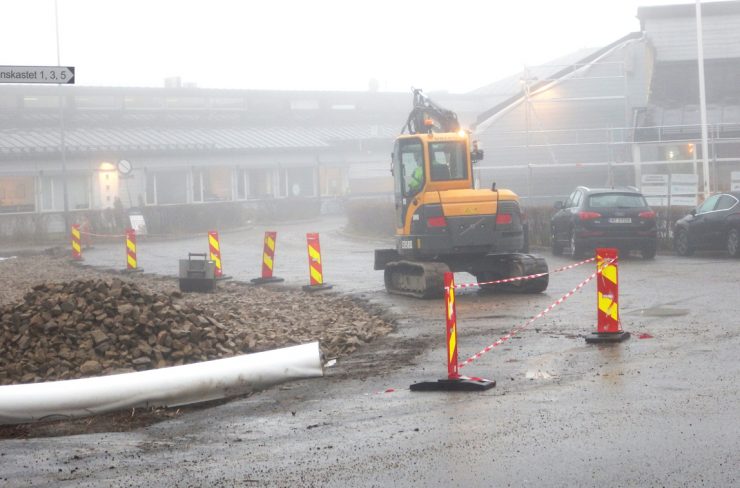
117,159,133,176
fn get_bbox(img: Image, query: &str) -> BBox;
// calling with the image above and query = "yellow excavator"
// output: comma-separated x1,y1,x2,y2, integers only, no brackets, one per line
374,89,549,298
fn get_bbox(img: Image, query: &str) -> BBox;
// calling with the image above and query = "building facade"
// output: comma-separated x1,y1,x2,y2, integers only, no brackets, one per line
473,1,740,206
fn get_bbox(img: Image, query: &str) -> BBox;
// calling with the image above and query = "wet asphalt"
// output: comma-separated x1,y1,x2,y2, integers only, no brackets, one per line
1,217,739,487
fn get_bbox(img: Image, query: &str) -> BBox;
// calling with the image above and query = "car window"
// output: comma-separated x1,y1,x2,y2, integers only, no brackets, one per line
572,191,583,208
588,193,646,209
715,194,738,211
565,191,577,208
696,194,721,214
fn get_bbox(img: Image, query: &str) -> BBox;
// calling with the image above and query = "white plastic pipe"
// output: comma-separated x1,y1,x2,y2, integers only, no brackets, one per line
0,341,323,425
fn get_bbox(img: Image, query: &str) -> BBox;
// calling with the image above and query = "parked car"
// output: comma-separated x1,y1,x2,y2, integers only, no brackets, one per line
673,191,740,257
551,186,658,259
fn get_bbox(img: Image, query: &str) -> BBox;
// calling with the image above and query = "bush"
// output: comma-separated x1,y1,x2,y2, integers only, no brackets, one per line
345,198,396,237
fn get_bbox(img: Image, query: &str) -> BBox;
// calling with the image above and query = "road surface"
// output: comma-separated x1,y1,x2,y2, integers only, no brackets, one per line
2,217,738,487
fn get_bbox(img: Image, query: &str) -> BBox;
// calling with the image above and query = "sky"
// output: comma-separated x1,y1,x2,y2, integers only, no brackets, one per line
0,0,710,93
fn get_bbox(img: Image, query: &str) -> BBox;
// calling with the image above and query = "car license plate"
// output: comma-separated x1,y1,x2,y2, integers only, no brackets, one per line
609,217,632,224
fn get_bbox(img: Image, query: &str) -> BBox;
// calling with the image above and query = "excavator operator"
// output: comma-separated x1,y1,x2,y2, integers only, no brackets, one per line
407,151,424,193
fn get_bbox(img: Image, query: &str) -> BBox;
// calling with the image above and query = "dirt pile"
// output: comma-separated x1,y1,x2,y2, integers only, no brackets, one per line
0,277,392,386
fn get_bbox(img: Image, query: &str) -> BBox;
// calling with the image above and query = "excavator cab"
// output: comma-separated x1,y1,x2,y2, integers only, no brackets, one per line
392,133,476,237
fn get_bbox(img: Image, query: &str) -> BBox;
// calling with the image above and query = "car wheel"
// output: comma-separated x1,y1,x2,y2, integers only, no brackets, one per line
674,230,694,256
569,230,583,258
642,243,657,260
727,229,740,258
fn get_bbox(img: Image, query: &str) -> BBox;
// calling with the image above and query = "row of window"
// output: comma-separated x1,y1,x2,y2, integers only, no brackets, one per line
0,95,358,112
0,166,329,214
0,175,90,214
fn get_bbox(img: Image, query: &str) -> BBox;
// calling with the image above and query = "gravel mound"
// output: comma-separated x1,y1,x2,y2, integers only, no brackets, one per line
0,273,392,386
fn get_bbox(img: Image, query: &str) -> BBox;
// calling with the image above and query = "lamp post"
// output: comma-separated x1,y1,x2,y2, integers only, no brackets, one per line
55,0,70,230
696,0,711,198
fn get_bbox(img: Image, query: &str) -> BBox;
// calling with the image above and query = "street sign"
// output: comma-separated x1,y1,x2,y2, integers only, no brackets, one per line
670,173,698,207
0,65,75,84
641,174,668,207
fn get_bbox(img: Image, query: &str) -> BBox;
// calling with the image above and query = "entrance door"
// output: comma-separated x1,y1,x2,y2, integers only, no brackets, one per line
393,137,424,230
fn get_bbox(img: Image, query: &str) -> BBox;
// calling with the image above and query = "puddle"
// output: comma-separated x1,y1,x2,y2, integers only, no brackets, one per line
630,307,690,317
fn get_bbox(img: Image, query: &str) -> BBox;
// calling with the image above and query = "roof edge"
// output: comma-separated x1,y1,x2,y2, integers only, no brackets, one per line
472,31,643,131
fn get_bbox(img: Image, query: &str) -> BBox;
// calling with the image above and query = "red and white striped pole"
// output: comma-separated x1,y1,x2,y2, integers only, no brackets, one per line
125,228,142,272
586,248,629,343
208,230,223,278
70,224,82,261
302,233,332,291
410,272,495,391
445,271,460,380
251,231,284,284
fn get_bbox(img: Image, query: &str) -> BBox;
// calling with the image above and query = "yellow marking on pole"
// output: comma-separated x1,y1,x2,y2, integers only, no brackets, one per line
212,256,222,270
127,255,137,268
72,228,80,239
308,245,321,264
209,235,220,251
72,241,81,253
263,253,273,270
447,288,455,320
126,239,136,253
601,264,617,284
598,292,619,321
449,324,457,364
310,266,323,284
266,236,275,252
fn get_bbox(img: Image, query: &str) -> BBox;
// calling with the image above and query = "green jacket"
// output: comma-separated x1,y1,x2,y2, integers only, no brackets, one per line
409,166,423,191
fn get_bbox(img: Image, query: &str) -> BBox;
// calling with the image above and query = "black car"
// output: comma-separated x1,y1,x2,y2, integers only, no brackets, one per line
673,191,740,257
551,187,658,259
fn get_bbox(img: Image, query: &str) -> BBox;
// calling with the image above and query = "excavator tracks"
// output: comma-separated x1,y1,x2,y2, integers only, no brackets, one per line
383,261,451,299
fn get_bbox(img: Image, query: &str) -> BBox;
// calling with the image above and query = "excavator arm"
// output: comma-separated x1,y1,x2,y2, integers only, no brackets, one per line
403,88,461,135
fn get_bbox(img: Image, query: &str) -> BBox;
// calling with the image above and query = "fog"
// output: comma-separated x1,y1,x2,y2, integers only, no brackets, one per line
0,0,697,93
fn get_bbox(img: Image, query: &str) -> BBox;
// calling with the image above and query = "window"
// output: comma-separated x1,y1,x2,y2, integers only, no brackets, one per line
193,167,233,202
166,97,206,109
290,100,319,110
429,141,467,181
320,167,344,196
284,167,315,197
565,191,578,208
40,175,90,211
145,171,188,205
395,138,424,196
588,193,647,209
0,176,35,213
236,169,248,200
696,194,721,214
715,194,738,211
249,169,273,198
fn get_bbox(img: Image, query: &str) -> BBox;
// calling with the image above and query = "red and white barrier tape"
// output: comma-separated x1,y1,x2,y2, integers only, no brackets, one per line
80,231,127,238
458,258,613,369
451,257,596,290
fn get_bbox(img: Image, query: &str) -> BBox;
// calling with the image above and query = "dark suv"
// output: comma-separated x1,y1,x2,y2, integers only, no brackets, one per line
551,187,658,259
